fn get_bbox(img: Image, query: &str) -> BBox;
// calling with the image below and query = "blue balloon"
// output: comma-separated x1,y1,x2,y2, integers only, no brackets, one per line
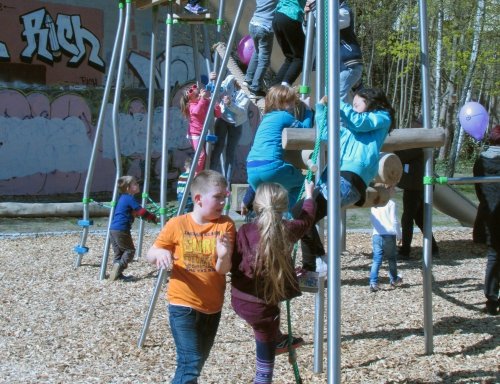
459,102,489,140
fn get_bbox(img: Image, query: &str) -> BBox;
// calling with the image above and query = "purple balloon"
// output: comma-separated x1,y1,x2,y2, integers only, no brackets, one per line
237,35,254,66
459,101,489,140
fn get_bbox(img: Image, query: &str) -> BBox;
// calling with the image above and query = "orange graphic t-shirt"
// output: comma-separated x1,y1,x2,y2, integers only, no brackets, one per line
154,213,235,314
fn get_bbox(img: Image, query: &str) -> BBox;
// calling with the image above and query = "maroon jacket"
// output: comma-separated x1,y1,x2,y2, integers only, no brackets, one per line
231,198,316,301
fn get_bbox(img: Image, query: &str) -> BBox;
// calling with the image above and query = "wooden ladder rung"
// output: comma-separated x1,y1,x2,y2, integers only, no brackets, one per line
135,0,172,10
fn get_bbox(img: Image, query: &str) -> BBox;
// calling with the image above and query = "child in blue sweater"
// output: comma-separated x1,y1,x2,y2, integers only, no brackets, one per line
246,85,312,208
297,88,395,274
109,176,157,281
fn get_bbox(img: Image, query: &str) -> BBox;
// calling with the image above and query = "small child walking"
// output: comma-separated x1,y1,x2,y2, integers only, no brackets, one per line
176,157,194,213
146,170,235,384
369,187,403,292
109,176,157,282
180,84,219,174
231,180,316,383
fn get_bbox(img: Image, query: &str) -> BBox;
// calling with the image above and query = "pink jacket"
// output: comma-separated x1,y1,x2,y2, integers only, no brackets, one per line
187,97,221,136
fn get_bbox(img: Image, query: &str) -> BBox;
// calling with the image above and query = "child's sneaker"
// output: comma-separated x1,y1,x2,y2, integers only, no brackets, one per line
117,273,135,282
390,276,403,288
249,89,266,99
315,255,328,277
184,3,208,14
275,334,304,355
369,283,379,292
109,263,121,281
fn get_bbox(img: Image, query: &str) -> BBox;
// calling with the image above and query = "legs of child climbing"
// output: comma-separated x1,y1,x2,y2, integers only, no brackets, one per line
339,64,363,104
245,23,274,95
272,12,305,86
169,304,221,384
209,119,242,181
188,137,206,174
247,160,305,210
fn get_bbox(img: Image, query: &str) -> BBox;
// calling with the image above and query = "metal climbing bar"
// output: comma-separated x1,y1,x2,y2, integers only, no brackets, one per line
136,5,160,260
99,0,134,281
73,0,125,270
325,0,342,382
432,175,500,185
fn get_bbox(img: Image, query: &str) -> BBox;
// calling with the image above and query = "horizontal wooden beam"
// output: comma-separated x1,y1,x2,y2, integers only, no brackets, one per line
282,127,445,151
0,203,109,218
134,0,171,10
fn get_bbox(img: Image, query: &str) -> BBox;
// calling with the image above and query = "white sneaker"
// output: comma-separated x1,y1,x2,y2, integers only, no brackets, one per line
315,255,327,277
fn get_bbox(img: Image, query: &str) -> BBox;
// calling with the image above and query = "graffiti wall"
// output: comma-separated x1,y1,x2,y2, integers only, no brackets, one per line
0,0,258,198
0,0,105,85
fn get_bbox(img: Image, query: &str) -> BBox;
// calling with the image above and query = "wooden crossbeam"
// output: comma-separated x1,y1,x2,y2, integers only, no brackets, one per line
135,0,171,10
282,127,445,152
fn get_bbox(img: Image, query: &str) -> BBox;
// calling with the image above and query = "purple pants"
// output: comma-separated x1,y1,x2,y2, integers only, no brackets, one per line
231,287,280,342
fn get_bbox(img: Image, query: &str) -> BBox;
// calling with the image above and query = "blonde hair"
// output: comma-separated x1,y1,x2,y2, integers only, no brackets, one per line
179,91,191,118
190,170,227,195
263,85,299,114
117,175,137,194
253,183,298,305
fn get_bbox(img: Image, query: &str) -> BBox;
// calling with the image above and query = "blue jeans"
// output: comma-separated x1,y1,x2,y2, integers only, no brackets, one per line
245,23,274,93
210,118,242,184
318,168,361,208
370,234,398,285
340,63,363,104
169,305,221,384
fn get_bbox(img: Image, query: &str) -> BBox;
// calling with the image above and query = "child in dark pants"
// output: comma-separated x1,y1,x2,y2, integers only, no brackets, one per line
109,176,157,282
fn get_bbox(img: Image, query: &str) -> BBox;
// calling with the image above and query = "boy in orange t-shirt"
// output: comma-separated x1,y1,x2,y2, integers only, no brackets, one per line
146,170,235,384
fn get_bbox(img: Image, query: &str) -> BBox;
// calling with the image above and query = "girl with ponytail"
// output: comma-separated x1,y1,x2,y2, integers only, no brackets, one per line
230,180,315,383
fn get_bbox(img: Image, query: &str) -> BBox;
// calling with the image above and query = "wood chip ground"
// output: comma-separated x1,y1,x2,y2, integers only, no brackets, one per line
0,228,498,383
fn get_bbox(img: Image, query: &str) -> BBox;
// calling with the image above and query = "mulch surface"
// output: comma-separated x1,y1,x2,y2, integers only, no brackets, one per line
0,228,498,383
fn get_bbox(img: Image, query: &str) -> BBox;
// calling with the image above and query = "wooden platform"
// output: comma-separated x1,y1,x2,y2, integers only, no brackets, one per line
135,0,214,22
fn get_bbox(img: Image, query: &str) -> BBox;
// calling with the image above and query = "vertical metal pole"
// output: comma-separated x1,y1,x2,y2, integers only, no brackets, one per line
74,0,124,269
158,4,175,228
300,11,315,100
202,24,213,76
191,25,202,84
99,0,133,280
327,0,342,383
418,0,434,355
136,5,160,260
212,0,225,72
